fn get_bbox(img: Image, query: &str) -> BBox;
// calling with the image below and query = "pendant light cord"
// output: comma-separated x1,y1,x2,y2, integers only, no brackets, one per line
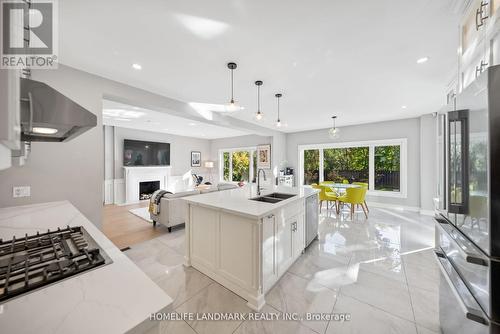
277,96,280,120
230,69,234,102
257,85,260,112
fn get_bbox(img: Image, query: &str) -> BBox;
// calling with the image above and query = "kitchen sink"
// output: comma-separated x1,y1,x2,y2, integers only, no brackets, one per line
250,192,296,204
264,192,296,199
250,196,283,203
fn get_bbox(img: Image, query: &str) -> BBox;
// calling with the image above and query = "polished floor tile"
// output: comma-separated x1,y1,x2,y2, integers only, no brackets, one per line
145,316,197,334
175,283,252,334
233,305,317,334
408,285,441,332
403,249,441,293
127,207,441,334
266,272,338,333
126,241,186,281
327,293,418,334
154,266,214,308
340,268,415,321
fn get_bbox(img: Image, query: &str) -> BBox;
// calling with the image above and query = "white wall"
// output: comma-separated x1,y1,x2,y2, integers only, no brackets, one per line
109,126,210,179
0,66,105,226
286,117,424,208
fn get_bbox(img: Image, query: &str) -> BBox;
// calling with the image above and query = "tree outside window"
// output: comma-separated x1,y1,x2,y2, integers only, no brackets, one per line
232,151,250,182
374,145,400,191
303,149,319,185
323,147,369,183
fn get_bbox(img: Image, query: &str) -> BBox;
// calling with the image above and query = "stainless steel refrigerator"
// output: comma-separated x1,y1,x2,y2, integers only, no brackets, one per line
435,64,500,333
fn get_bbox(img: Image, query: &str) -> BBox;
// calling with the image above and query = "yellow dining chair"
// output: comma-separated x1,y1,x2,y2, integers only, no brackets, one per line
352,182,369,212
338,187,368,219
312,184,338,213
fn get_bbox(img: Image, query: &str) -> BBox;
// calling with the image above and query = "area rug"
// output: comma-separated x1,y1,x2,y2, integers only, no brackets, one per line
128,207,153,223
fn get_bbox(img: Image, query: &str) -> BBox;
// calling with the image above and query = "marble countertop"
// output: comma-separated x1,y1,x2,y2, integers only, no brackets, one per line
184,184,319,219
0,201,172,334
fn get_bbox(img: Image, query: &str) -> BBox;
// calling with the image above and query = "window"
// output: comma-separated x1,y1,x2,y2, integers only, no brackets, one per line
220,147,257,183
231,151,250,182
223,152,230,181
374,145,400,191
323,147,369,183
299,139,407,197
303,149,320,185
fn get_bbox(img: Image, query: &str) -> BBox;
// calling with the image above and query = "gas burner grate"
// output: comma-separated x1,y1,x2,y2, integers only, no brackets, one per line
0,226,107,303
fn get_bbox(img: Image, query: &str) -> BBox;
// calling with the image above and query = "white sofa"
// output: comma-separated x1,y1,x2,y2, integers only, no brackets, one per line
150,183,238,232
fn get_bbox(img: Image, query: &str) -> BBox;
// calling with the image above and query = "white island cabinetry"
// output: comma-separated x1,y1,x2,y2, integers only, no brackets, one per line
184,185,317,311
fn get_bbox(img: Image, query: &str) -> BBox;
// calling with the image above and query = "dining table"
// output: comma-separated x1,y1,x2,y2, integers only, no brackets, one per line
321,182,361,194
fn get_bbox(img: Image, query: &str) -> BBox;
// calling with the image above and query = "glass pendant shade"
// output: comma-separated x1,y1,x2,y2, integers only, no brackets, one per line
329,127,340,138
224,100,240,112
328,116,340,139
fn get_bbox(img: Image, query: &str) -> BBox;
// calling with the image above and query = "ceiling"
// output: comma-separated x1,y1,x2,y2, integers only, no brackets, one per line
102,100,249,139
59,0,460,133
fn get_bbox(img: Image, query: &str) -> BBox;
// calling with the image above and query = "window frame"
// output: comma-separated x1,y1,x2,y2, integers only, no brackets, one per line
298,138,407,198
219,146,257,183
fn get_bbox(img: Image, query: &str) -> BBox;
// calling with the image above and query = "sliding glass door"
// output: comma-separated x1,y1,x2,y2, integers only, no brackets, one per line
220,147,257,183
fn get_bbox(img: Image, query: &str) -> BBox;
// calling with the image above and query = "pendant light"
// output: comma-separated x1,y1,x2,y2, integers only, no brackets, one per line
224,62,240,112
275,93,282,127
329,116,340,139
255,80,263,120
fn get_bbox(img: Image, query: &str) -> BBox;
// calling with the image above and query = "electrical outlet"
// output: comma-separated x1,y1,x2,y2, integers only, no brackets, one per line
13,186,30,198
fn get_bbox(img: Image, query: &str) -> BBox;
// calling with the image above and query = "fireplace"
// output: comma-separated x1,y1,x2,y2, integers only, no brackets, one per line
139,181,160,200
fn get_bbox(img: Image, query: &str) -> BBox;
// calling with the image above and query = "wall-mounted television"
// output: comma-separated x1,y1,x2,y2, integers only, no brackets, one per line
123,139,170,166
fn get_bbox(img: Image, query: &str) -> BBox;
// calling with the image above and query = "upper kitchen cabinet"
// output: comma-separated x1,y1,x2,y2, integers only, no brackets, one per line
0,69,21,170
460,0,500,90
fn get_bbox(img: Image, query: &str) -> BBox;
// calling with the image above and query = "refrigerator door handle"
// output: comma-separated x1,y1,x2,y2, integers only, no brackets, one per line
434,250,489,325
435,217,488,266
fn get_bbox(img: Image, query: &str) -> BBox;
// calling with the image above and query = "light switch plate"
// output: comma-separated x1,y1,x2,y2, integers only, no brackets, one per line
13,186,30,198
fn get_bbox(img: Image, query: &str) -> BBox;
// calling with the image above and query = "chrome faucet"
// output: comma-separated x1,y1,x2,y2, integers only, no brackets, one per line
257,169,267,196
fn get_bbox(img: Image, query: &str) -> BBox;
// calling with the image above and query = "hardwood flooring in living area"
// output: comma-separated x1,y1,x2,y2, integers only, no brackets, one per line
102,203,167,250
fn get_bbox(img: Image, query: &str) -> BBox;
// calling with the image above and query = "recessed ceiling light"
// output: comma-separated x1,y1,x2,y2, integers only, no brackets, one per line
188,122,197,126
416,57,429,64
401,105,407,109
132,63,142,70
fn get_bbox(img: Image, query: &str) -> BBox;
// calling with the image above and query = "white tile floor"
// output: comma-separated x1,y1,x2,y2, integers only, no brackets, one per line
125,207,440,334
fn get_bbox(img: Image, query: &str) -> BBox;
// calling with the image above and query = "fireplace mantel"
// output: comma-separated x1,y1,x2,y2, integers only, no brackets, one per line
123,166,171,204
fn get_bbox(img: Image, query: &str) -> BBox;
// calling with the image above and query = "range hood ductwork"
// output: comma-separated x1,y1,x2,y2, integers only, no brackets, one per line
20,78,97,142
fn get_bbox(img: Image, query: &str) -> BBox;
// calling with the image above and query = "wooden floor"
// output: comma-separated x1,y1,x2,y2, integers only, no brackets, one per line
102,202,167,250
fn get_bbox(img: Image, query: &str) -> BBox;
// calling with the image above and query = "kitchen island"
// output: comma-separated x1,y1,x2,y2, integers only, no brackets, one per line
183,185,319,310
0,201,172,334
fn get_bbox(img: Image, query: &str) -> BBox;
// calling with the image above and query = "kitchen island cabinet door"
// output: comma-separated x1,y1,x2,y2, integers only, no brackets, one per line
190,205,218,270
292,213,305,258
276,214,294,276
262,214,277,292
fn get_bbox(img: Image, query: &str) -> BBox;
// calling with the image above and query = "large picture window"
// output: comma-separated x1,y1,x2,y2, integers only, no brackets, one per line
299,139,407,197
220,147,257,183
323,147,369,184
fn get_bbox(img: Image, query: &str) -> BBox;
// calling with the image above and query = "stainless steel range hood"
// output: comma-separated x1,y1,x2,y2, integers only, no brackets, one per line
20,78,97,142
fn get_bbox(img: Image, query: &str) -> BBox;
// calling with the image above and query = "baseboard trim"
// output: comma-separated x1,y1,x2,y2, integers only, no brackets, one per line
367,201,434,216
